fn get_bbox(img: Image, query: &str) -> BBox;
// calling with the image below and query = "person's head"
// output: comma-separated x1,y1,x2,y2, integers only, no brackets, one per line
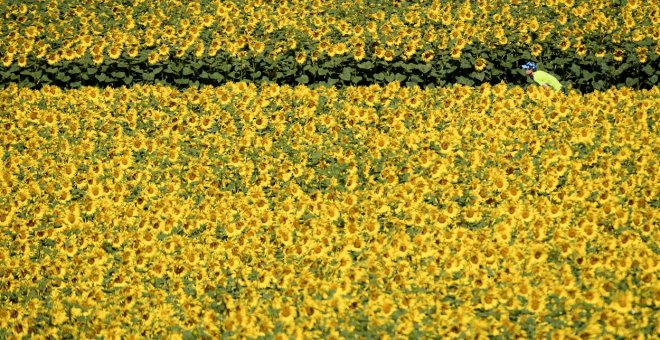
521,61,537,77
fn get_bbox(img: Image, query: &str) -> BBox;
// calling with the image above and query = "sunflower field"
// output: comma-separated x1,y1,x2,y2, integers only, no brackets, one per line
1,0,659,90
0,82,658,338
1,0,659,339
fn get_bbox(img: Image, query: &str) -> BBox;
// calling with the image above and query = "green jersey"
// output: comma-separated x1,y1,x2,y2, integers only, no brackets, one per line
533,71,563,91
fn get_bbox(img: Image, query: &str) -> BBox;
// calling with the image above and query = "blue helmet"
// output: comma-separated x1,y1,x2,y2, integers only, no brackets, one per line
521,61,537,71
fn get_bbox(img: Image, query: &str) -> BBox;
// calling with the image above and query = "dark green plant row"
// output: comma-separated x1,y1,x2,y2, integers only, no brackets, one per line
1,40,657,92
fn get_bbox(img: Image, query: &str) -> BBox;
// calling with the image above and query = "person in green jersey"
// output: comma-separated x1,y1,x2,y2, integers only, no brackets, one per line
521,61,566,94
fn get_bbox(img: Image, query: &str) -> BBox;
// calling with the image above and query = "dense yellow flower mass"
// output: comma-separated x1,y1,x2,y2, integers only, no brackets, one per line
0,82,658,338
1,0,659,65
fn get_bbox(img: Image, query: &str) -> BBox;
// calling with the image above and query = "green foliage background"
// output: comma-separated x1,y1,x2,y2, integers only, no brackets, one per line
1,39,658,91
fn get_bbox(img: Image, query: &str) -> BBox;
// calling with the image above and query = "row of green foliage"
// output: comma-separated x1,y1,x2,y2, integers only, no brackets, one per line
1,40,657,91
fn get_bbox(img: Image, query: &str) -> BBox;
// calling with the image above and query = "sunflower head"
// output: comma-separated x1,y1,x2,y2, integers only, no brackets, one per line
421,50,434,63
613,49,624,62
108,45,121,59
295,51,306,64
450,47,462,59
147,51,159,65
353,48,365,61
530,43,543,57
127,46,139,58
16,55,27,67
474,57,487,71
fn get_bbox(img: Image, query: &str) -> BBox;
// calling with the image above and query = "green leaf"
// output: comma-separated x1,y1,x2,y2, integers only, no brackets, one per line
592,79,605,91
122,75,134,85
339,67,354,81
402,63,415,72
418,64,432,73
393,73,406,82
570,64,581,75
470,71,485,81
171,63,183,73
642,64,655,75
582,70,595,81
111,71,125,79
56,73,71,82
456,76,474,86
357,61,374,69
191,60,204,69
303,64,317,73
182,66,194,76
296,74,309,84
408,74,423,84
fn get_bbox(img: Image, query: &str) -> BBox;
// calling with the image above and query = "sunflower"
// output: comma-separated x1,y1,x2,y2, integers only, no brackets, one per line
217,88,231,105
421,50,434,63
295,51,306,64
87,182,105,199
193,42,204,58
529,243,548,264
1,54,13,67
254,116,269,130
250,41,266,55
636,47,648,63
147,51,159,65
92,53,103,65
382,49,395,61
474,57,487,71
174,47,186,58
613,49,624,62
374,133,389,150
530,43,543,57
480,293,499,310
462,206,483,224
108,45,122,59
157,44,169,56
352,47,365,61
450,47,462,59
46,52,60,65
123,45,138,58
16,55,27,67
